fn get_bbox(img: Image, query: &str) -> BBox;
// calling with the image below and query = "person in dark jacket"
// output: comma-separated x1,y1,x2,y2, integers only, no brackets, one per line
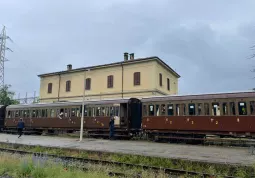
17,118,25,138
109,115,115,140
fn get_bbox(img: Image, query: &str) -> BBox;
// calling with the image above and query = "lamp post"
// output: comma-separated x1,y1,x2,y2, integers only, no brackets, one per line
79,69,90,142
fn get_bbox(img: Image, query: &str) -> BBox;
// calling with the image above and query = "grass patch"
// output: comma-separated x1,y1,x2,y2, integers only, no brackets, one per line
0,153,111,178
0,142,254,178
0,152,171,178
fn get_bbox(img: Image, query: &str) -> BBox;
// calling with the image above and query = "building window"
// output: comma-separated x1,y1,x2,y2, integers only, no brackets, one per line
159,73,162,86
167,78,170,91
85,78,91,90
107,75,114,88
66,80,71,92
134,72,140,86
48,83,52,93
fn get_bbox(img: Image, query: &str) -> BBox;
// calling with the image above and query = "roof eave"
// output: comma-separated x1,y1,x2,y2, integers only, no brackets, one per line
37,56,181,78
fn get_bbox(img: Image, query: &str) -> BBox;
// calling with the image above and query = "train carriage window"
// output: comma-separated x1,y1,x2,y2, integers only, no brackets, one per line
87,107,92,117
35,110,40,118
7,111,11,118
24,110,27,118
182,104,186,116
198,103,202,115
155,105,160,116
148,105,154,116
204,103,209,115
223,103,228,115
189,104,196,115
76,108,80,117
64,109,69,118
101,107,105,116
96,107,101,116
167,104,174,116
83,107,87,117
71,108,76,117
238,102,247,115
21,110,24,117
11,111,15,118
105,107,109,116
42,110,46,117
175,104,179,116
38,110,42,118
115,106,119,117
110,106,114,116
92,107,95,117
25,110,29,117
44,109,48,117
161,104,166,116
50,109,55,117
250,101,255,115
58,109,63,118
16,110,20,117
32,110,36,117
212,103,220,116
143,105,147,116
230,102,236,115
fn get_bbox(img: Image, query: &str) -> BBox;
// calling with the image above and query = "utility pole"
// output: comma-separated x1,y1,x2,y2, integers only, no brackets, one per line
0,26,13,88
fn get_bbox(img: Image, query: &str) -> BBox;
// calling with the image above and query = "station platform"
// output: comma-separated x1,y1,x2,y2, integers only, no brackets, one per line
0,133,254,166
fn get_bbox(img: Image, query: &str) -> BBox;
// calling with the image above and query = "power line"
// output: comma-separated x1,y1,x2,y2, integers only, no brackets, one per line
0,26,13,88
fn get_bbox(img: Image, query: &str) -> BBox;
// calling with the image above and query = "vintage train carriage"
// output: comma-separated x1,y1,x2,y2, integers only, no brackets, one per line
4,97,142,138
141,91,255,141
0,105,6,131
4,101,82,134
84,98,142,138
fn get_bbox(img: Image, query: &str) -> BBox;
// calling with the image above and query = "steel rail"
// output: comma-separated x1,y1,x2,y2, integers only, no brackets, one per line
0,147,237,178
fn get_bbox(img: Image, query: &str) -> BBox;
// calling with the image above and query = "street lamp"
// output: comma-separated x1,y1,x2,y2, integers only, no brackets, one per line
79,69,90,142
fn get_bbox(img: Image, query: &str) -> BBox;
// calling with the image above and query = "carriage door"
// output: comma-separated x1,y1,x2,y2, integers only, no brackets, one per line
120,103,128,128
113,104,120,127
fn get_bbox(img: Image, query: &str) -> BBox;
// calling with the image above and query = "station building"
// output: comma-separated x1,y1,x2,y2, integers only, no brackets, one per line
38,53,180,103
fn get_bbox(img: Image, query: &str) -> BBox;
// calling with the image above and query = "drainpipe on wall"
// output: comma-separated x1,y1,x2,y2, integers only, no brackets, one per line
58,74,61,101
121,63,124,98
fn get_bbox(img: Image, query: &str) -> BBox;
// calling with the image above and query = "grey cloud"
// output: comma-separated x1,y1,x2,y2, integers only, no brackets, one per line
0,0,254,98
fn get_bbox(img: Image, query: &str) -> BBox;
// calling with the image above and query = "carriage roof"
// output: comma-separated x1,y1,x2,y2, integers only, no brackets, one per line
7,98,131,109
141,91,255,102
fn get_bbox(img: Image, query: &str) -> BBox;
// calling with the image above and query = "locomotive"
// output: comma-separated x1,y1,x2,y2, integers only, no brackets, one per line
1,91,255,142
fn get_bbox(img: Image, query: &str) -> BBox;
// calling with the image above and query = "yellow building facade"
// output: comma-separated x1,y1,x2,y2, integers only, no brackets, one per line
38,53,180,103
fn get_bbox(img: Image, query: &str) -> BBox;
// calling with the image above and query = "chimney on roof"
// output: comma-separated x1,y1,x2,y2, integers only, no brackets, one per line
124,52,128,61
130,53,134,60
67,64,72,70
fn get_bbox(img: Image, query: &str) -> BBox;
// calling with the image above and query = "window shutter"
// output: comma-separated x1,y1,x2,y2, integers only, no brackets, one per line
137,72,140,85
134,72,140,85
66,81,71,92
167,78,170,91
86,78,91,90
107,75,113,88
107,76,110,88
48,83,52,93
159,73,162,86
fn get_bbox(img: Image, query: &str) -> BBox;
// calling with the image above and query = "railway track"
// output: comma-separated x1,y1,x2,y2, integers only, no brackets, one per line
0,147,237,178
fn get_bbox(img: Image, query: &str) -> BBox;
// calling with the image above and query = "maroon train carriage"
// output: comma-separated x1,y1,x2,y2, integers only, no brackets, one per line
141,91,255,142
4,98,142,138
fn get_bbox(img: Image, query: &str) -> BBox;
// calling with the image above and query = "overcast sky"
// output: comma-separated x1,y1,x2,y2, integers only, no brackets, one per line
0,0,255,98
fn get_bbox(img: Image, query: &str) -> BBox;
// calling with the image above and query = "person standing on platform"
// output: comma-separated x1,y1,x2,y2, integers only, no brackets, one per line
17,118,25,138
109,114,115,140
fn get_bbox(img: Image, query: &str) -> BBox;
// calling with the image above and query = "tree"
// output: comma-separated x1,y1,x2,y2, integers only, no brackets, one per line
0,84,19,105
